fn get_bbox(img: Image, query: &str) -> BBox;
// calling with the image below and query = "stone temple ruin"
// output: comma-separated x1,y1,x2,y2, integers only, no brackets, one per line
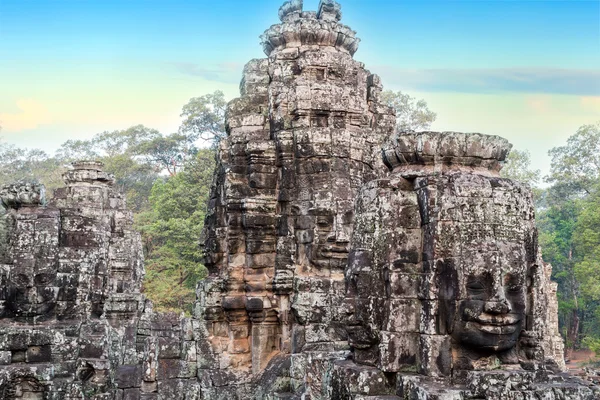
0,1,599,399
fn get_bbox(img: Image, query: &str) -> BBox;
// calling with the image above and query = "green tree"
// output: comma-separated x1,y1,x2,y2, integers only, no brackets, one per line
137,149,215,313
381,90,437,132
179,90,227,144
547,122,600,199
133,132,198,176
501,149,541,187
55,139,101,162
538,199,582,351
0,144,65,191
54,125,197,211
572,185,600,347
537,121,600,352
54,129,158,212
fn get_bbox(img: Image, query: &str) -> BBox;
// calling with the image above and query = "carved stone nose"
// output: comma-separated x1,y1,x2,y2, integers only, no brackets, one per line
484,300,512,314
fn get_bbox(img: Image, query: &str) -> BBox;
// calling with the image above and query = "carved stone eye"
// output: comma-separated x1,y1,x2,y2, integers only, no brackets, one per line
506,284,521,294
504,275,522,294
467,281,486,295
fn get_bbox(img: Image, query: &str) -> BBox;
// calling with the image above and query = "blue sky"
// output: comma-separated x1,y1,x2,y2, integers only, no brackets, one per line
0,0,599,176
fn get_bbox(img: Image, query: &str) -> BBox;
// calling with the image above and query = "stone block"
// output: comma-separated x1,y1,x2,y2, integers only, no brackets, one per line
0,350,11,364
378,332,420,373
26,344,52,363
116,365,143,389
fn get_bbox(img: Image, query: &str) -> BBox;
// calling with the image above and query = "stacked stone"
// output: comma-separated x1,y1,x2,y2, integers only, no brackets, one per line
1,1,597,399
330,131,586,399
0,162,146,399
52,161,145,321
197,55,277,386
345,176,422,373
199,0,396,396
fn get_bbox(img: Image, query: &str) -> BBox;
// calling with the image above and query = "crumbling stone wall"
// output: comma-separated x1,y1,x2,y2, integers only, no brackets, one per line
0,1,598,399
0,163,200,399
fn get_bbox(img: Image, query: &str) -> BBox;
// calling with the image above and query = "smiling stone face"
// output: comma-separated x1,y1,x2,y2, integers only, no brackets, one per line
428,172,535,360
452,263,527,352
435,222,531,356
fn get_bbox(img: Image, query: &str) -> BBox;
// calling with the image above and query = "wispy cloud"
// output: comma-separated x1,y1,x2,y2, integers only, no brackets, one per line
376,67,600,96
170,62,243,84
581,96,600,113
0,99,53,132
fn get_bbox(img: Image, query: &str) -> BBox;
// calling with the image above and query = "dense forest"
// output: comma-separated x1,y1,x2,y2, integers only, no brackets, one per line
1,91,599,357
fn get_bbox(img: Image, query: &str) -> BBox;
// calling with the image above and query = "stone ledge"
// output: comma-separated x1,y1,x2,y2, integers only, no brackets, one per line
383,131,512,175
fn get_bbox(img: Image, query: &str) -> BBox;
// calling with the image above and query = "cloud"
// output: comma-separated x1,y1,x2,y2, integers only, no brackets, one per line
376,67,600,96
525,95,553,114
581,96,600,114
170,62,243,84
0,99,53,132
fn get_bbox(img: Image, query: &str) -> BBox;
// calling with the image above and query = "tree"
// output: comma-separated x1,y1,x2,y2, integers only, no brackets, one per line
54,139,101,162
571,185,600,348
538,199,582,352
179,90,227,144
536,122,600,353
501,149,541,187
0,144,65,191
54,125,202,211
546,122,600,198
133,132,198,176
137,149,215,313
93,125,161,158
381,90,437,132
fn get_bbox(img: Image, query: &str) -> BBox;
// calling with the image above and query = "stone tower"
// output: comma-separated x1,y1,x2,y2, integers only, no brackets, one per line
199,0,395,390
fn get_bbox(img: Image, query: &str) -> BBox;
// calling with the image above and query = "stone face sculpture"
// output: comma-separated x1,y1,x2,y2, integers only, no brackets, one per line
448,252,527,353
0,181,46,209
0,1,598,399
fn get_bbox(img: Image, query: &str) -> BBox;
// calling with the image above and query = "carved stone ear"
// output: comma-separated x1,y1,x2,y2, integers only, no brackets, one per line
436,259,457,335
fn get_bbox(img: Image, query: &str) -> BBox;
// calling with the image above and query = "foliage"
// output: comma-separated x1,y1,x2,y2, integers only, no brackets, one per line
0,143,66,191
137,149,215,313
134,132,198,176
546,122,600,199
582,335,600,357
179,90,227,144
538,198,582,346
501,149,541,187
536,121,600,351
381,90,437,132
54,126,161,212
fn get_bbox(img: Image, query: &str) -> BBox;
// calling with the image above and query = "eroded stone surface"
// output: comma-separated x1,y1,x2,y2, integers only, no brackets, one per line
0,1,597,399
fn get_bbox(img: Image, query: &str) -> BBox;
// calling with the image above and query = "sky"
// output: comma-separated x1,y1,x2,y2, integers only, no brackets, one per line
0,0,599,178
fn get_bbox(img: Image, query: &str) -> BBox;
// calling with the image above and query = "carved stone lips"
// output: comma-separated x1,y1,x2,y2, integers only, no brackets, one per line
476,323,519,335
474,314,521,326
467,314,521,335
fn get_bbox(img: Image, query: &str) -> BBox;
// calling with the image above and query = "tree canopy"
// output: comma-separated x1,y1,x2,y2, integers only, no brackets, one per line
179,90,227,144
381,90,437,132
535,121,600,355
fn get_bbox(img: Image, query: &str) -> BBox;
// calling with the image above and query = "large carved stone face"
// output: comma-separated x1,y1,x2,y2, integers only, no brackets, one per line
450,251,527,352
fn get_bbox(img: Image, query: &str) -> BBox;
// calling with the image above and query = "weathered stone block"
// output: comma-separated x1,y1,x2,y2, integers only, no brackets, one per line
116,365,143,389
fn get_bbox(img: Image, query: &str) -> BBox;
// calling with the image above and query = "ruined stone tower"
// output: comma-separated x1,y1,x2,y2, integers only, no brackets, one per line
0,1,598,399
198,0,395,389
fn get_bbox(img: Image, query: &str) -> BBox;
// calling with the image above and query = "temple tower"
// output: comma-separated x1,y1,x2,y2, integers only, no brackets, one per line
199,0,395,392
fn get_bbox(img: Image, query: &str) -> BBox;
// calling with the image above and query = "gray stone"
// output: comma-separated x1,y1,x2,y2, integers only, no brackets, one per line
0,1,596,399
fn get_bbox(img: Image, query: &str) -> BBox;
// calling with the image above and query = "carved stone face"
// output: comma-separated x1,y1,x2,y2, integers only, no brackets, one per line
451,260,527,352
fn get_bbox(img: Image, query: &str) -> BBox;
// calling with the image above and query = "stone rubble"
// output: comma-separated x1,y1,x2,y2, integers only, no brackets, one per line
0,1,598,399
